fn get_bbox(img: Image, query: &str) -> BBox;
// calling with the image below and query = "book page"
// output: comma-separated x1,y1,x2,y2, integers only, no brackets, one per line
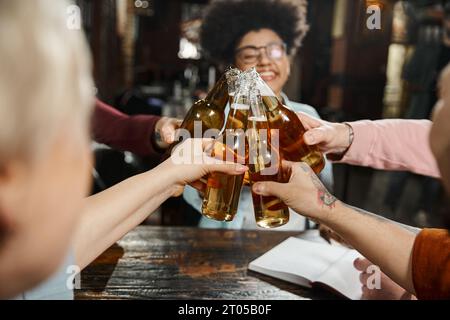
295,229,331,245
316,250,363,300
248,237,350,288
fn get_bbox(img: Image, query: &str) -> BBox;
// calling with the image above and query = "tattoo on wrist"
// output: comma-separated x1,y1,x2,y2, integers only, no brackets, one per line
300,164,337,209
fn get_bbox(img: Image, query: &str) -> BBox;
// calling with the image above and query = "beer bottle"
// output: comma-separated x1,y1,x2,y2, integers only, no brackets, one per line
165,67,240,164
201,76,251,222
250,69,325,174
247,88,289,228
179,67,240,139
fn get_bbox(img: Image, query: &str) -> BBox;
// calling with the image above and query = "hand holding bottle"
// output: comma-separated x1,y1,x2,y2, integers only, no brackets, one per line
296,112,354,157
165,138,248,197
154,117,183,149
252,160,339,223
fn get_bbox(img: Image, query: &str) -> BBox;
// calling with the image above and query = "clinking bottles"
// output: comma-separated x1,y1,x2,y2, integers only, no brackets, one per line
247,88,289,228
201,76,251,222
166,67,240,162
178,67,240,139
250,69,325,174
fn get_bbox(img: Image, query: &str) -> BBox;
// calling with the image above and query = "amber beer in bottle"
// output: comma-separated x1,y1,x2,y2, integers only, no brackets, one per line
247,90,289,228
178,67,240,138
252,70,325,174
201,80,250,221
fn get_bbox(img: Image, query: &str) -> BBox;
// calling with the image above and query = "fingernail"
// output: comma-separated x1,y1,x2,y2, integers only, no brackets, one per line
253,183,263,194
304,132,315,144
236,164,248,172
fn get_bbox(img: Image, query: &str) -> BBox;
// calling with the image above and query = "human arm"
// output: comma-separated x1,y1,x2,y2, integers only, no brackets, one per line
252,161,419,294
92,99,181,159
297,113,440,178
73,139,247,269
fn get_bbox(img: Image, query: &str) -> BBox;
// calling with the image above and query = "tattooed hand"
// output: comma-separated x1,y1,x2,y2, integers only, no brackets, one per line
252,161,339,221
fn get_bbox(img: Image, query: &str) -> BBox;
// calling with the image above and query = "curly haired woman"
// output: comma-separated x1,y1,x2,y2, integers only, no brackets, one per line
184,0,334,231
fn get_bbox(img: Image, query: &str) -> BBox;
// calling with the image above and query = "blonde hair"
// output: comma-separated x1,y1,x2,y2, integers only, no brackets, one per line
0,0,94,164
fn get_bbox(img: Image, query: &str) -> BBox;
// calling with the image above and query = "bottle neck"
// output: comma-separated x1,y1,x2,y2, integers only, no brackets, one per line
225,103,250,130
205,73,229,111
262,95,282,112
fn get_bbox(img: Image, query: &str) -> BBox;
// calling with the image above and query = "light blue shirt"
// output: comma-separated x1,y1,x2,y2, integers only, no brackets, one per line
13,250,75,300
183,94,334,231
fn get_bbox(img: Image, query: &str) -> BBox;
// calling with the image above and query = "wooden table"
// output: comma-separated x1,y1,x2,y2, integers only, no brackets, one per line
75,226,340,300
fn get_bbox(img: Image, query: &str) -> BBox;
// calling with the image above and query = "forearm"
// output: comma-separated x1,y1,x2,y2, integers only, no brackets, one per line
345,204,422,235
254,161,421,296
320,202,418,294
93,99,163,158
74,161,177,269
339,120,440,178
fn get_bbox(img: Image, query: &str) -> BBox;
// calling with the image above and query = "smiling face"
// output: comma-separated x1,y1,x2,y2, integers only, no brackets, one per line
234,29,291,97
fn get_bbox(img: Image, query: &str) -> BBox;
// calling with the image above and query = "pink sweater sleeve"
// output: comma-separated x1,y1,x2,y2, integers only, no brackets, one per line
338,119,440,178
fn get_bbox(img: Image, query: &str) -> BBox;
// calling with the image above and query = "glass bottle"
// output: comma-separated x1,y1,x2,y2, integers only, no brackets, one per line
250,69,325,174
201,75,251,221
179,67,240,139
247,88,289,228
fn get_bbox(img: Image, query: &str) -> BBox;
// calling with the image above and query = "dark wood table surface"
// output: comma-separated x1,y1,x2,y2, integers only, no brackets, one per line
75,226,340,300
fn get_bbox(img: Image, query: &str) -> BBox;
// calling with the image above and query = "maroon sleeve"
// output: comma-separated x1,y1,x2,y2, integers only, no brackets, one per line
92,99,163,159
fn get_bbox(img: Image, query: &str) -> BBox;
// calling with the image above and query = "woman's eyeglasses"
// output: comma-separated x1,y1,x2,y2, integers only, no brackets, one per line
235,42,287,65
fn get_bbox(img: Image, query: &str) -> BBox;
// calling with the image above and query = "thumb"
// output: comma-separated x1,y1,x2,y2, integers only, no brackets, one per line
203,160,248,176
354,258,372,272
252,181,287,199
161,126,176,144
297,112,322,129
175,119,183,127
304,127,329,146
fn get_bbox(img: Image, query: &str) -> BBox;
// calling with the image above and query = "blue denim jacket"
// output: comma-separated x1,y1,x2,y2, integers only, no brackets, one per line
183,94,334,231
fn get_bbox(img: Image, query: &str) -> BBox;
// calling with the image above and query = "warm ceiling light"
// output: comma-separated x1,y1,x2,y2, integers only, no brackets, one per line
366,0,385,10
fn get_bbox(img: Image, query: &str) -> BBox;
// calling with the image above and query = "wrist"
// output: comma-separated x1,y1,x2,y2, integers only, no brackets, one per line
153,117,170,150
157,159,183,196
327,123,354,161
152,130,169,150
336,123,353,151
315,199,345,226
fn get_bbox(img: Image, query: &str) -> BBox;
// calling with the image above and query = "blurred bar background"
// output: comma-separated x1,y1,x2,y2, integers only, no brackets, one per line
78,0,449,228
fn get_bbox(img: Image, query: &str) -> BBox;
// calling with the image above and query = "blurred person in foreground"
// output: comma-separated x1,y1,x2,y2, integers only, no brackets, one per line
0,0,246,299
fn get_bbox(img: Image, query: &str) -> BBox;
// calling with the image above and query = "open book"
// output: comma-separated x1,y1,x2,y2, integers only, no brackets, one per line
248,232,363,300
